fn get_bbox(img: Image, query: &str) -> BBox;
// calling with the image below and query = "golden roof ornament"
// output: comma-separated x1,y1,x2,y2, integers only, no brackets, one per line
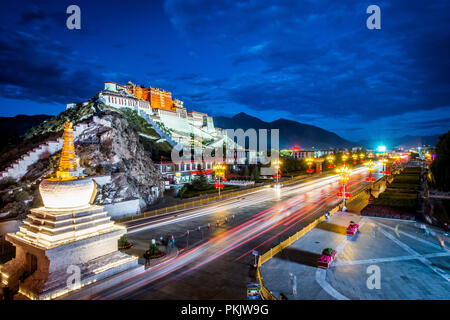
56,121,78,180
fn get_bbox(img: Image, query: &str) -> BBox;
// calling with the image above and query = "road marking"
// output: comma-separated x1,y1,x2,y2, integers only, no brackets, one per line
314,218,367,300
377,226,450,283
335,251,450,267
315,268,350,300
376,221,448,251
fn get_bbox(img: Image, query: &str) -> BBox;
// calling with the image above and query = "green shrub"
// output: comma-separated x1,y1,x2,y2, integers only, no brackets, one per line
118,235,130,247
372,198,417,209
149,242,161,255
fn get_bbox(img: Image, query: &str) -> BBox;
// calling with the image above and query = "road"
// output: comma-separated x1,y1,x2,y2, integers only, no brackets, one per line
92,165,382,300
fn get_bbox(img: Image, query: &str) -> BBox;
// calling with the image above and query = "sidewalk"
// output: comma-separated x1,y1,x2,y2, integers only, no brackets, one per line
260,211,450,300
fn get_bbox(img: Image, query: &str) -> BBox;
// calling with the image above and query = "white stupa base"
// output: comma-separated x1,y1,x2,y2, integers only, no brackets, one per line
18,250,140,300
0,205,141,300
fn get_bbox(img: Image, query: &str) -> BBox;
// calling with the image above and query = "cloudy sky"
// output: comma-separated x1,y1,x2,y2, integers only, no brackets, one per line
0,0,449,142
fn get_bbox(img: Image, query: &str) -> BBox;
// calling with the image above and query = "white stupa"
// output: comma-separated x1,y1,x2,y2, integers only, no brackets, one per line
0,121,143,300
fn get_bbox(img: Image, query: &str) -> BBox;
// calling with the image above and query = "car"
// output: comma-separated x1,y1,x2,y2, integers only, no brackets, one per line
346,221,359,236
317,248,337,269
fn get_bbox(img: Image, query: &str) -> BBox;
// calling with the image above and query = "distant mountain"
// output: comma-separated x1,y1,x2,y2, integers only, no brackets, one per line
214,112,355,149
358,134,443,149
0,114,52,151
0,114,52,136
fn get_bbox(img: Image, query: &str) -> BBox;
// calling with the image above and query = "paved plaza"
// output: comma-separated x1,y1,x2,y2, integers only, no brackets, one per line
260,211,450,300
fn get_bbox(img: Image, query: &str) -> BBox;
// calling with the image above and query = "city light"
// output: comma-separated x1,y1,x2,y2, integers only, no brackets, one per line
272,160,282,186
336,164,352,211
377,145,387,152
359,153,365,163
305,157,314,173
326,154,335,168
213,163,226,197
364,160,376,182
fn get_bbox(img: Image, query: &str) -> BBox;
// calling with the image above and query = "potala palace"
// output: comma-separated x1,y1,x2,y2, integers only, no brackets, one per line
68,81,248,158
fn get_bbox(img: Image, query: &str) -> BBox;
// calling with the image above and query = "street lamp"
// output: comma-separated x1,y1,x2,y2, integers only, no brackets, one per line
359,153,365,163
380,158,388,176
213,162,226,198
364,160,376,182
326,154,335,168
336,164,352,211
305,157,314,173
341,154,348,165
352,153,358,165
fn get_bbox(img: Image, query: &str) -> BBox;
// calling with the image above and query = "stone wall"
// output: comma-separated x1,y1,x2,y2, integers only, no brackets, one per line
103,199,141,219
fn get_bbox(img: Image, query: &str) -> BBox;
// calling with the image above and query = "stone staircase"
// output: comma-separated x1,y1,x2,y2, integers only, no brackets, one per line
0,122,90,181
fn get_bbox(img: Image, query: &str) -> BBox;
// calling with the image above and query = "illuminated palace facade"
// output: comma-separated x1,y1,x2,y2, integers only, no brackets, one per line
95,81,217,145
67,81,257,187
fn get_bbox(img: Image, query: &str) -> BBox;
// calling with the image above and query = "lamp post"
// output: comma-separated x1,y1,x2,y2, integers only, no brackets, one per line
305,157,314,173
352,153,358,165
359,153,365,163
273,160,282,186
326,154,335,168
364,159,376,200
381,158,388,176
341,154,348,166
364,159,376,182
213,162,226,198
336,164,352,211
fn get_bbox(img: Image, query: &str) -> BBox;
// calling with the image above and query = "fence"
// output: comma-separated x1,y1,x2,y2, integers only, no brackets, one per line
255,203,342,300
115,171,325,224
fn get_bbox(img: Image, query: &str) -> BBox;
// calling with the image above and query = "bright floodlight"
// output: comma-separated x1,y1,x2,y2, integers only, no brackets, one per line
377,145,386,152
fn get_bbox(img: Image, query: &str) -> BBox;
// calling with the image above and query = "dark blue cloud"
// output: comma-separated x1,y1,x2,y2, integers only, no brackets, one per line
0,0,448,140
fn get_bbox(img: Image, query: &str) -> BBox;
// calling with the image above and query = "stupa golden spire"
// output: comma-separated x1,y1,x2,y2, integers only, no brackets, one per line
56,121,78,180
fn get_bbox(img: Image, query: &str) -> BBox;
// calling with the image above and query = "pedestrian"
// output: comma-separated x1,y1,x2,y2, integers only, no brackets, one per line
144,250,150,266
292,275,297,297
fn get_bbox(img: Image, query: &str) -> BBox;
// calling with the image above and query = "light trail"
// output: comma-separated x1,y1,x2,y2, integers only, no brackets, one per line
93,165,382,299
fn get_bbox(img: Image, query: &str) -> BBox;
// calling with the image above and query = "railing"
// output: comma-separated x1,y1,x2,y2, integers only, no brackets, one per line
115,171,335,224
256,204,342,300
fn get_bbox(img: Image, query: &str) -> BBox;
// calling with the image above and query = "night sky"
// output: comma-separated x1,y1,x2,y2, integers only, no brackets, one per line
0,0,449,142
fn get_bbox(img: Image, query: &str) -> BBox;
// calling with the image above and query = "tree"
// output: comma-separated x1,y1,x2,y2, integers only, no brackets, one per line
191,171,210,191
148,242,161,255
250,164,260,180
431,131,450,191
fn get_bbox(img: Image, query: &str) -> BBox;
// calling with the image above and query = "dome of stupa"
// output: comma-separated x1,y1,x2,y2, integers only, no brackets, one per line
40,177,95,209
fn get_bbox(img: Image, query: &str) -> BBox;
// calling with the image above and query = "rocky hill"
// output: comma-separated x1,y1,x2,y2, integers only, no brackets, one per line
0,101,170,219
